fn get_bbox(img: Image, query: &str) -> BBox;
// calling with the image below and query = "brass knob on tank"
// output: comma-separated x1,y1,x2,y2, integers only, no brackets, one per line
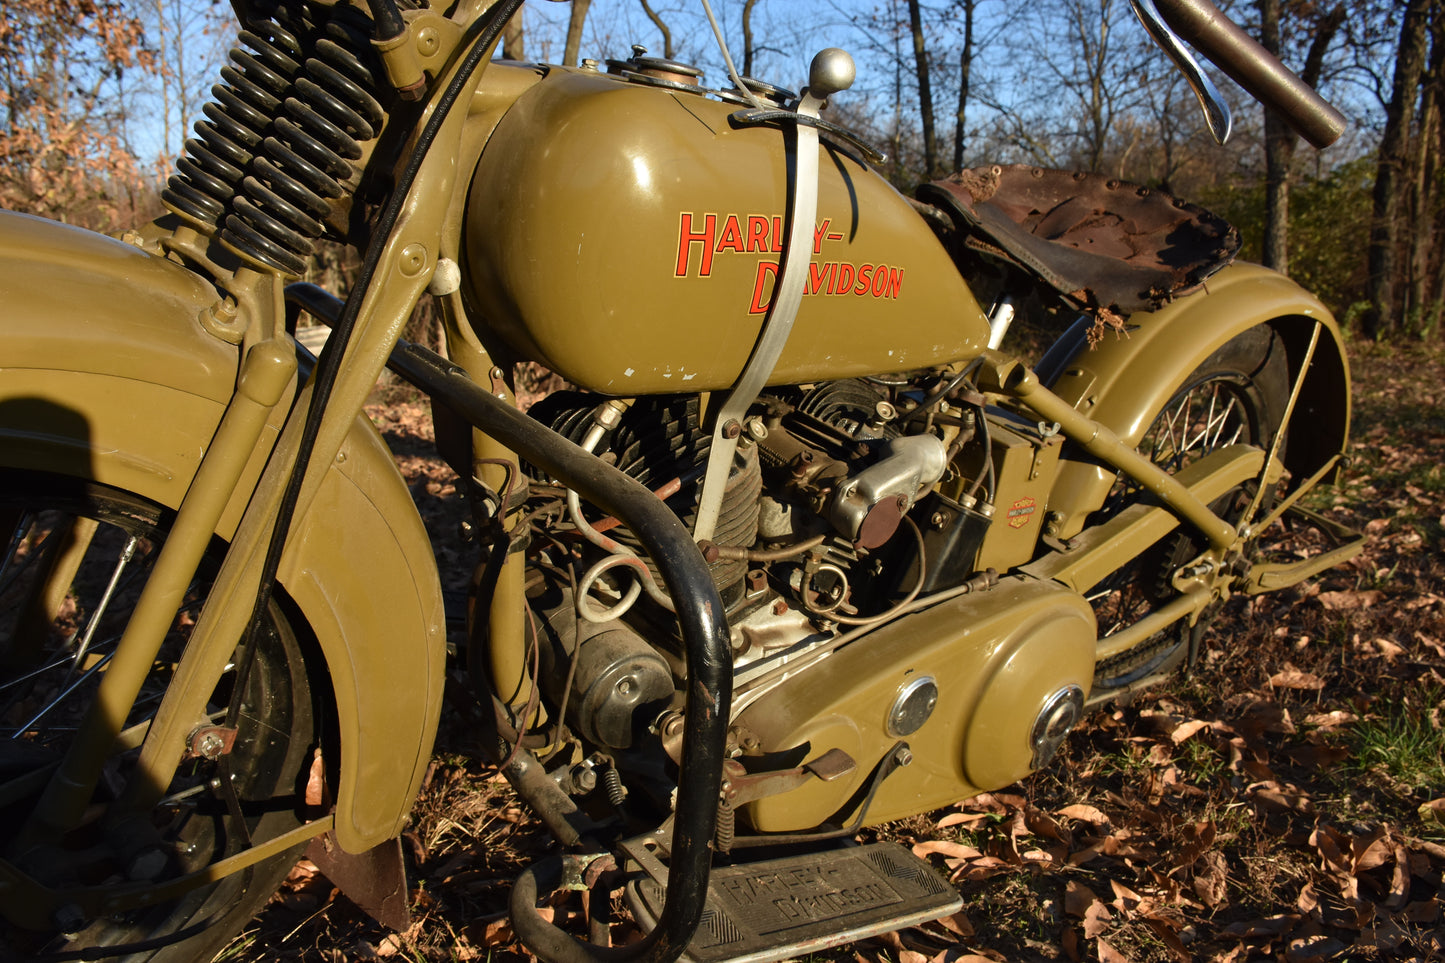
806,48,855,102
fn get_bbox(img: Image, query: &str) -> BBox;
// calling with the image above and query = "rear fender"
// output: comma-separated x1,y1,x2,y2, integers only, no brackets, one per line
0,212,444,851
1036,262,1349,540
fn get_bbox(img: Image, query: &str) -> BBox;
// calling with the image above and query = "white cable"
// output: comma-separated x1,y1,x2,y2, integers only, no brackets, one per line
699,0,765,108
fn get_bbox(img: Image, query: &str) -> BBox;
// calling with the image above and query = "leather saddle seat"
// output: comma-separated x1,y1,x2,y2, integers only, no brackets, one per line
918,165,1240,326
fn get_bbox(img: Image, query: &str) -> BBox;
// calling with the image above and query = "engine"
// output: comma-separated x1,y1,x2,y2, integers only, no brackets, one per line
520,374,989,749
511,368,1091,833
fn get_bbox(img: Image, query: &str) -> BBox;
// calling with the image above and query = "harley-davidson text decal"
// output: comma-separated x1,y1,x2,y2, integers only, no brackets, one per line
1007,496,1036,529
674,212,904,315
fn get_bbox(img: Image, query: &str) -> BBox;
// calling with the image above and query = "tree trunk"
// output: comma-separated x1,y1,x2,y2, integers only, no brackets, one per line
1260,0,1290,273
502,10,525,61
906,0,938,178
1260,1,1343,275
1366,0,1432,339
1407,5,1444,333
564,0,591,67
640,0,675,61
742,0,760,78
952,0,975,172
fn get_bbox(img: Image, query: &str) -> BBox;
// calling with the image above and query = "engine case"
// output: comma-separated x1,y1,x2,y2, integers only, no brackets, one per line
735,576,1095,832
464,68,989,394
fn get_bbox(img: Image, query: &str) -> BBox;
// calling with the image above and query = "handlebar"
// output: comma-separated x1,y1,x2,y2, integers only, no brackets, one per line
1153,0,1345,148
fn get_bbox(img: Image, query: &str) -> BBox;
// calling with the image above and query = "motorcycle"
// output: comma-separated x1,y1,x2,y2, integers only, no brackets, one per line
0,0,1364,959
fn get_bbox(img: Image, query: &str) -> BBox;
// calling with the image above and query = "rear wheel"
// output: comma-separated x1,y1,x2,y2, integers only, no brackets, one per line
0,470,319,961
1089,325,1289,695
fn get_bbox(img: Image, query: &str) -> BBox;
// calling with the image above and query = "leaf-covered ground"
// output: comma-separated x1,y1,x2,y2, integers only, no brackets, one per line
221,339,1445,963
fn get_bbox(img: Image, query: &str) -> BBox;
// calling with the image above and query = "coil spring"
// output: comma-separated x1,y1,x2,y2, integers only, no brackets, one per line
162,1,386,277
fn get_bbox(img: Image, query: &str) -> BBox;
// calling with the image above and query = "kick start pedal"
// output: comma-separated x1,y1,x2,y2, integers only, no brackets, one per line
625,841,961,963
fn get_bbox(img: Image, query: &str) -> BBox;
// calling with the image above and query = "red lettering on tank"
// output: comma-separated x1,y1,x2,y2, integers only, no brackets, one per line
813,219,831,255
871,267,889,297
675,213,716,277
746,215,770,252
807,262,833,295
853,265,873,295
675,212,905,305
718,215,745,253
749,261,779,314
888,266,904,298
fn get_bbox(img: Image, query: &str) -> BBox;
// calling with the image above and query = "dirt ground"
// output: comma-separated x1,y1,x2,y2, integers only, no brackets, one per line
220,337,1445,963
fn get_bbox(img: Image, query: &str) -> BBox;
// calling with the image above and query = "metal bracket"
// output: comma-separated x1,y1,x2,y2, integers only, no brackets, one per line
184,725,237,761
1129,0,1233,144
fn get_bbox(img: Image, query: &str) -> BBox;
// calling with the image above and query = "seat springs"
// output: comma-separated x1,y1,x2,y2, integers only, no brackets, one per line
161,2,387,278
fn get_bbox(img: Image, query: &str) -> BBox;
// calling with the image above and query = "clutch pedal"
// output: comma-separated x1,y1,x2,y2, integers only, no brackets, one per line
625,842,961,963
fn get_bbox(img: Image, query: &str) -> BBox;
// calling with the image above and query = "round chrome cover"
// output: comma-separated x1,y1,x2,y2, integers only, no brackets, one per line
886,676,938,737
606,45,705,92
1030,684,1085,769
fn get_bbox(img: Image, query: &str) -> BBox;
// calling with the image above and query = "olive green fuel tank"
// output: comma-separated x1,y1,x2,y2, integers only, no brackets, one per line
463,66,989,395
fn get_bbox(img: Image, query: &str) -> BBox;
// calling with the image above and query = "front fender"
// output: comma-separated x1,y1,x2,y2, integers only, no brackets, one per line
1036,262,1350,540
0,211,444,851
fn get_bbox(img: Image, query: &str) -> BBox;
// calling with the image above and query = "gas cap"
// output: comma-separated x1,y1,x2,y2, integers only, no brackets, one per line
606,45,704,91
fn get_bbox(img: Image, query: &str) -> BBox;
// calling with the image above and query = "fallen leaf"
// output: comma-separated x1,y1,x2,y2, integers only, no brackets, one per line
1387,842,1411,908
1110,879,1143,911
1170,719,1211,744
913,840,983,863
1065,880,1099,919
1269,667,1326,691
1063,926,1082,963
1297,881,1319,917
1372,637,1406,659
1084,899,1113,939
1402,898,1441,923
935,910,975,939
1316,589,1383,610
1284,935,1347,962
1192,851,1228,908
1253,786,1315,814
1302,710,1357,729
1351,828,1392,871
1282,744,1351,769
936,811,993,830
1096,936,1128,962
953,856,1014,882
1057,804,1111,827
1143,917,1190,963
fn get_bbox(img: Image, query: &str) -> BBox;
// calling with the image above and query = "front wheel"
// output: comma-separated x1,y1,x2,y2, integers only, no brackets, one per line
1088,325,1290,695
0,470,319,962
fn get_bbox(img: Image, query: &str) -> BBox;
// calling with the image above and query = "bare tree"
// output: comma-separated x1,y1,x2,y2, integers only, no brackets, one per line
951,0,977,171
906,0,939,176
988,0,1149,172
503,10,526,60
0,0,156,228
1405,4,1445,333
564,0,592,66
1260,0,1345,275
1365,0,1434,339
741,0,760,77
639,0,674,60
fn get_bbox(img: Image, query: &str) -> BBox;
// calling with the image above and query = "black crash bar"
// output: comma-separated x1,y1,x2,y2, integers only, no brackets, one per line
386,339,732,963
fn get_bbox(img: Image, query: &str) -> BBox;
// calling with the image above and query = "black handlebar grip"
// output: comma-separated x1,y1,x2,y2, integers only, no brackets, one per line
1155,0,1346,148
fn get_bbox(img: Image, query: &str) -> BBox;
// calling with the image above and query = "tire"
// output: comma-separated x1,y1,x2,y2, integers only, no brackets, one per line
0,470,319,962
1089,325,1289,694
